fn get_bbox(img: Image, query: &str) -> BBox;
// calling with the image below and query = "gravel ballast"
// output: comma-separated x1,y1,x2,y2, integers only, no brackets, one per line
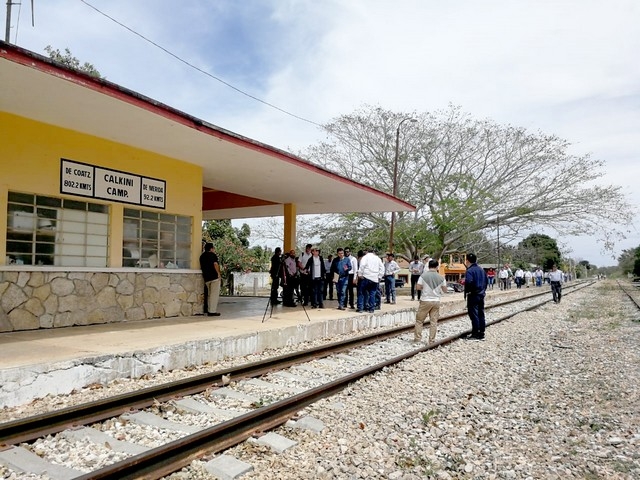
187,282,640,479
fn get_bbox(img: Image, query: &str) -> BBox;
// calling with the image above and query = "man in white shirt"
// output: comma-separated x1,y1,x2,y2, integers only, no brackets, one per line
409,255,424,300
514,268,524,289
548,264,564,303
298,243,313,306
415,259,448,344
344,248,358,309
357,247,384,313
384,253,401,304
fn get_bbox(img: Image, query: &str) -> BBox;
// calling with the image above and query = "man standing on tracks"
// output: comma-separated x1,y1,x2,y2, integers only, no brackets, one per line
464,253,488,340
414,259,448,344
548,264,564,303
200,242,221,316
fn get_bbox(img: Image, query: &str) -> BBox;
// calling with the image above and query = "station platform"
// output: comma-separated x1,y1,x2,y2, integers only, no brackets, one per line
0,288,522,409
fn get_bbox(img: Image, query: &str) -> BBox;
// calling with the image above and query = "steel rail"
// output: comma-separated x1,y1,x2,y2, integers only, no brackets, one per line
73,284,583,480
617,280,640,311
0,281,591,447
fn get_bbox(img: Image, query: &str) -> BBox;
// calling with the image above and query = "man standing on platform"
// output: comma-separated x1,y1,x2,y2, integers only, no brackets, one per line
345,247,358,309
357,247,384,313
409,255,424,300
200,242,221,316
269,247,283,306
464,253,487,340
384,253,401,304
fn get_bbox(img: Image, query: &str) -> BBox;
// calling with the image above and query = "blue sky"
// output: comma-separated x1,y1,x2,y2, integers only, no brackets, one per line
4,0,639,267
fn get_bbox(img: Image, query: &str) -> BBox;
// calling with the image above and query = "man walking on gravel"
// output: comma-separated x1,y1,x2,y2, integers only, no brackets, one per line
414,259,448,344
548,264,563,303
464,253,488,340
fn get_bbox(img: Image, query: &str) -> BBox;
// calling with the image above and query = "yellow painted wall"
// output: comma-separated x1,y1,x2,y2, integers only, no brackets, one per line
1,112,203,268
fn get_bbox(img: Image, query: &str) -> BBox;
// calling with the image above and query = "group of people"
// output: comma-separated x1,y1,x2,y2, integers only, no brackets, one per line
202,242,564,344
486,264,567,290
267,245,410,313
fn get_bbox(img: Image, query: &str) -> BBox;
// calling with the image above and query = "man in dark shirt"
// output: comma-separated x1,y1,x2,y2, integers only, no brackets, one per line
269,247,283,305
464,253,488,340
199,242,221,316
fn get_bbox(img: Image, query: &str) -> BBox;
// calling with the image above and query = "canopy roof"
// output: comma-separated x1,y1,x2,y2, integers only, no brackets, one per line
0,41,415,220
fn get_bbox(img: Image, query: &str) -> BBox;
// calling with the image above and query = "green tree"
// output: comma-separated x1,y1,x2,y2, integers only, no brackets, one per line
304,105,635,261
618,246,640,275
516,234,562,270
202,220,270,294
44,46,103,78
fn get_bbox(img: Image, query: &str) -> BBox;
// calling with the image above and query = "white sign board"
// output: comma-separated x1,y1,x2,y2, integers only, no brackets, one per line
60,159,166,209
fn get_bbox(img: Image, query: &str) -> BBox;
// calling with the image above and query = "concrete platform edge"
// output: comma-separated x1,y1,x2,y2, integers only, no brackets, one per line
0,309,416,409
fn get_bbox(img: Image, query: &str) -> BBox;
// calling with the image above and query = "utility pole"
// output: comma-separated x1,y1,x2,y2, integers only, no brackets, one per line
5,0,13,43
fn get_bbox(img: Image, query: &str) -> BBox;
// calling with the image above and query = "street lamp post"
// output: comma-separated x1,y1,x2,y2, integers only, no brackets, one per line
388,117,416,254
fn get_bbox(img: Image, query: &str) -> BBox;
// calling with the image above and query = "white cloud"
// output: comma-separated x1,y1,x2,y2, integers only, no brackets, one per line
5,0,639,266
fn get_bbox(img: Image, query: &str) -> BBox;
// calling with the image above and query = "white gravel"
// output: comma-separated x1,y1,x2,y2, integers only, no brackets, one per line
2,281,638,480
178,281,640,479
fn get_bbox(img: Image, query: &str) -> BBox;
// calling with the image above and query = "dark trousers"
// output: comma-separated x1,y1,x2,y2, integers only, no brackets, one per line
410,274,421,300
467,294,486,338
347,274,356,307
323,273,334,299
270,276,279,302
300,274,311,305
551,281,562,303
311,278,324,307
283,276,298,305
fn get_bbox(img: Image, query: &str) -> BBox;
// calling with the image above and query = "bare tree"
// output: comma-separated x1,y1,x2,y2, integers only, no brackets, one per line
304,105,635,260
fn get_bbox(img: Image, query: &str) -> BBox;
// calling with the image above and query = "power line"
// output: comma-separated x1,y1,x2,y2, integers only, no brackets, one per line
79,0,323,128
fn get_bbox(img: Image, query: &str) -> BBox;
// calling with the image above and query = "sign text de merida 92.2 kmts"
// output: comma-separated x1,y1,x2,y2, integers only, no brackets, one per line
60,159,166,209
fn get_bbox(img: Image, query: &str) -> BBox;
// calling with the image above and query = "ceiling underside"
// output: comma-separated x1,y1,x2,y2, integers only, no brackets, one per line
1,44,415,220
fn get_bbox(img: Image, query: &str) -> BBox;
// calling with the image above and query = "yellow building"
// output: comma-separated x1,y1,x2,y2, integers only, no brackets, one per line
0,42,413,331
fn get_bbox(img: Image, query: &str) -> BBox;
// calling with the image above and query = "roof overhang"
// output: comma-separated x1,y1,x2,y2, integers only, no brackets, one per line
0,41,415,219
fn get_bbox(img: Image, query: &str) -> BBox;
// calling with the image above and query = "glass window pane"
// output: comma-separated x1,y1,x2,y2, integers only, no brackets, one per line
8,192,34,204
35,255,54,265
88,203,108,213
36,196,61,207
63,199,86,210
85,256,107,267
142,210,158,220
87,245,107,257
7,241,32,253
87,211,109,224
86,234,105,246
60,222,86,234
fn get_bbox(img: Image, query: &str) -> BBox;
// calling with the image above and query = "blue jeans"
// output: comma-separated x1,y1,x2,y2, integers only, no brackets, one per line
337,276,349,307
357,280,366,311
384,275,396,302
467,294,486,338
359,278,378,313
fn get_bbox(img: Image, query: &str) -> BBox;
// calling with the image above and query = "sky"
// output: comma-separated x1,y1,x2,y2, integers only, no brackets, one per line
4,0,639,267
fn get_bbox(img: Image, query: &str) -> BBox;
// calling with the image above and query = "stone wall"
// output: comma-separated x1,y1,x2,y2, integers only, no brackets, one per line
0,269,204,332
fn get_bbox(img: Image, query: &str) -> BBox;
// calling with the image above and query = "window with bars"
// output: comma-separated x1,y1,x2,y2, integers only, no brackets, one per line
6,192,109,267
122,208,192,269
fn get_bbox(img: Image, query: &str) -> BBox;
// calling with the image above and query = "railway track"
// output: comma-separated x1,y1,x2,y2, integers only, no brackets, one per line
0,282,592,479
617,279,640,311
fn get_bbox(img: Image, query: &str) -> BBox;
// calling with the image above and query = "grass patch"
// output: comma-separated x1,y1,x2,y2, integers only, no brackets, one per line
422,409,440,426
